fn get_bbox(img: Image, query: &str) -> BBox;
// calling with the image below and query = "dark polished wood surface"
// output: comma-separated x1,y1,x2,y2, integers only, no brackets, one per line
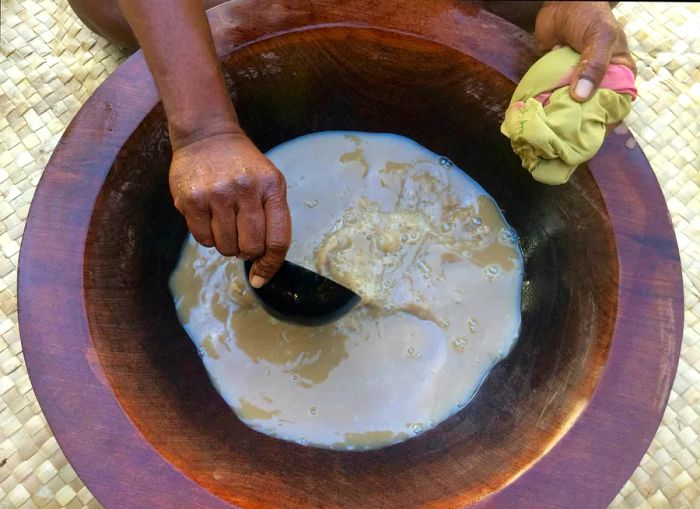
19,1,682,508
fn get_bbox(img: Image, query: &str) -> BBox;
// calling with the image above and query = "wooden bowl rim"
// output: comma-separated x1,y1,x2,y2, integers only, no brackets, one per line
18,1,683,507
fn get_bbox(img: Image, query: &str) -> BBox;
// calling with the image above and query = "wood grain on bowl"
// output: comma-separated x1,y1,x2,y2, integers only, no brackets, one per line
18,1,682,508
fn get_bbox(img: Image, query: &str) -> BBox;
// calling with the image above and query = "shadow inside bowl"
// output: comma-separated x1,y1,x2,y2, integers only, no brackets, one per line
84,27,617,508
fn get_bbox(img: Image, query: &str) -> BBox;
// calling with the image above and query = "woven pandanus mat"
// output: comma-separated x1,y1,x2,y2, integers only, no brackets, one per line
0,1,697,508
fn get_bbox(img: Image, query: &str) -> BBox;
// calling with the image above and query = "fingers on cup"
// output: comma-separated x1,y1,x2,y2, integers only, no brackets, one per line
211,207,239,257
210,184,240,257
237,205,266,261
250,193,292,288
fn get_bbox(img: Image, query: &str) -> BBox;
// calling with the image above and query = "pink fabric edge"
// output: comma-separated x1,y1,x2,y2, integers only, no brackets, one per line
535,64,637,106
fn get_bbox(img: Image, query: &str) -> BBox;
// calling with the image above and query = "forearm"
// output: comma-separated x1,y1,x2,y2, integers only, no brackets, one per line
116,0,242,148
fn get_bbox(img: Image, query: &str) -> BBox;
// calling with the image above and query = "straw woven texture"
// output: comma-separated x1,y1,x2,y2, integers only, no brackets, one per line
0,1,698,508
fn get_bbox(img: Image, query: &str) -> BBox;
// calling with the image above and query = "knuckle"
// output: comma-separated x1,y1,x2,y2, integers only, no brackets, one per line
238,207,265,228
216,244,240,257
173,196,186,213
233,173,255,192
596,19,617,37
267,238,290,255
193,233,214,248
589,21,618,51
183,188,208,209
186,218,214,247
241,242,265,259
252,259,276,278
584,60,607,80
272,170,286,187
210,181,235,203
267,171,287,192
259,170,286,198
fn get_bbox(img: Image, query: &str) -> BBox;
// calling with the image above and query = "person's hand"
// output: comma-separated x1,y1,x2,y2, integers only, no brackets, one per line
169,132,291,287
535,1,635,102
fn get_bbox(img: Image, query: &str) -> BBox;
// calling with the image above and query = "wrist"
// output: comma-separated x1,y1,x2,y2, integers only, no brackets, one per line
168,108,245,151
164,61,245,151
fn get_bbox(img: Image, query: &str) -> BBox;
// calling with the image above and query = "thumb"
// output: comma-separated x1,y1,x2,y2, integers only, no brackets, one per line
570,22,616,102
249,193,291,288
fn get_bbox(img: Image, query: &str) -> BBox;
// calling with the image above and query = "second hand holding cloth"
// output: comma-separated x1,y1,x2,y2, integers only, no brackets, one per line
501,47,637,185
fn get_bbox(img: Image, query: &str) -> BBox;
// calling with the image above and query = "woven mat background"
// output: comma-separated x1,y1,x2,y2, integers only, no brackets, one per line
0,1,698,508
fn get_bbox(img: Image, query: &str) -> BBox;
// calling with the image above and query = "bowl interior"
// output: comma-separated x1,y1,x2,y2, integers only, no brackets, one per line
84,27,617,508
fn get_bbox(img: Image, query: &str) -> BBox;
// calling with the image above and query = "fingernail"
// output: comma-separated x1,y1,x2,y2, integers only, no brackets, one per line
250,274,266,288
574,78,594,100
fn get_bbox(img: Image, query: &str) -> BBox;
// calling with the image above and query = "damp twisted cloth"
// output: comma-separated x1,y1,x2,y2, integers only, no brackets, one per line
501,47,637,185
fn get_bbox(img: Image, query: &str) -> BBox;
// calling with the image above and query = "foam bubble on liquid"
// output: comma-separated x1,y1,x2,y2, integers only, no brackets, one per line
499,226,519,246
438,156,453,168
484,264,503,280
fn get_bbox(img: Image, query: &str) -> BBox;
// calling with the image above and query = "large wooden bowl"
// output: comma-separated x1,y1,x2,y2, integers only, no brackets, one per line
19,1,683,508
